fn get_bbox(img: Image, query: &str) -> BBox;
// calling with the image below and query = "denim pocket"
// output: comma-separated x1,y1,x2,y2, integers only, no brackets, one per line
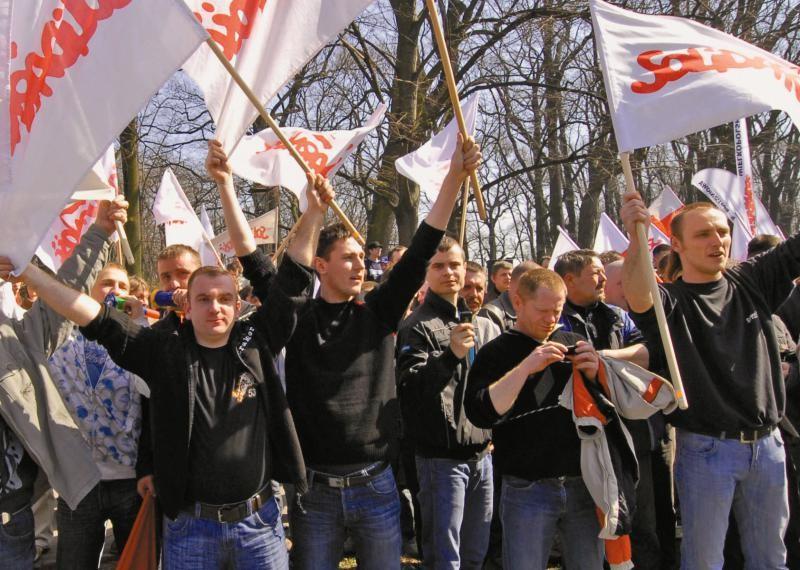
503,475,537,492
367,470,397,495
679,434,718,457
164,512,191,535
0,508,33,540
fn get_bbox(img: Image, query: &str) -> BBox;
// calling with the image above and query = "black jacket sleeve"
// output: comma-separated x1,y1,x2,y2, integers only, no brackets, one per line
464,344,505,429
366,222,444,331
239,248,277,303
135,398,154,479
396,322,462,403
738,232,800,313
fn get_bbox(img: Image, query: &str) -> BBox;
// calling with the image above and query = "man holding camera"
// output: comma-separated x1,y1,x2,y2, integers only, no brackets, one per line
396,236,499,569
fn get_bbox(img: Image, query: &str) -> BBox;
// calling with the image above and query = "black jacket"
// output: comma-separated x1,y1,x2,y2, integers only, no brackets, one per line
82,294,307,519
478,290,515,332
397,293,497,460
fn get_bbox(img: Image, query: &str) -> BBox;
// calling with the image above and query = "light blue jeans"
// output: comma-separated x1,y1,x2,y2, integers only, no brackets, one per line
500,475,603,570
676,428,789,570
162,495,288,570
289,464,401,570
415,454,493,569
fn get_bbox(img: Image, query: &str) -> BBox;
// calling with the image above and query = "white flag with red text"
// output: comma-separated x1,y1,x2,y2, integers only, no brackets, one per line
594,213,630,254
229,104,386,211
548,227,580,269
396,93,480,204
183,0,376,151
153,168,210,254
590,0,800,153
0,0,206,270
211,208,278,257
35,146,119,272
649,188,684,237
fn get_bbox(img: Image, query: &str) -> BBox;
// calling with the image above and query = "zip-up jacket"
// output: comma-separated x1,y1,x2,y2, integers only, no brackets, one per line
397,293,499,460
81,294,307,519
478,290,515,332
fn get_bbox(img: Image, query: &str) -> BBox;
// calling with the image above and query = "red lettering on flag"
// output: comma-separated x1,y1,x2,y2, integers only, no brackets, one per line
9,0,134,155
258,133,344,177
631,47,800,102
743,175,757,234
50,200,99,264
194,0,268,60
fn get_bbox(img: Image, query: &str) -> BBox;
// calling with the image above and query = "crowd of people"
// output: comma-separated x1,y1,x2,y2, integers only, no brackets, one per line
0,135,797,570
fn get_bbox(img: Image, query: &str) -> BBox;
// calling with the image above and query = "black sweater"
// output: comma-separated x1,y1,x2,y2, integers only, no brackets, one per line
631,233,800,434
267,222,443,470
465,329,584,481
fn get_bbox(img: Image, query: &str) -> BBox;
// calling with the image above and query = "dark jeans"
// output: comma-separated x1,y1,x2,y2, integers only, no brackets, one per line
289,464,402,570
56,478,141,570
0,505,34,569
632,447,661,569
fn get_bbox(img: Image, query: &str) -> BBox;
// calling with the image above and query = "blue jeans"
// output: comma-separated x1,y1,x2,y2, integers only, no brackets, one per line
0,505,34,569
163,495,288,570
501,475,603,570
415,454,493,569
56,478,141,569
676,428,789,570
289,464,401,570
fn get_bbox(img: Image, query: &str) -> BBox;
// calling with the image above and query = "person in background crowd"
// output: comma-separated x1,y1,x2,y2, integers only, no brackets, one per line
480,261,540,332
0,198,127,568
49,262,147,569
602,259,628,311
365,241,384,282
622,194,798,568
129,275,150,308
461,261,488,313
381,246,409,283
484,260,512,304
263,135,480,570
599,250,624,265
15,282,38,310
397,236,499,569
651,244,671,272
465,268,604,569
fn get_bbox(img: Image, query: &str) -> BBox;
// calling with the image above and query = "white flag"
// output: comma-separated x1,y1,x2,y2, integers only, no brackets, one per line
211,208,279,257
153,168,210,254
590,0,800,153
34,146,119,272
594,213,630,254
229,104,386,211
649,187,684,237
648,223,671,252
396,93,480,203
183,0,376,151
0,0,207,271
199,205,219,266
548,227,580,270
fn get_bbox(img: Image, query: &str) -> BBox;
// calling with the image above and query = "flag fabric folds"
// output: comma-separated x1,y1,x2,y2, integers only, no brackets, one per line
548,227,580,269
183,0,377,151
590,0,800,153
594,213,630,254
0,0,207,270
228,104,386,211
211,208,279,257
153,168,213,256
648,188,684,237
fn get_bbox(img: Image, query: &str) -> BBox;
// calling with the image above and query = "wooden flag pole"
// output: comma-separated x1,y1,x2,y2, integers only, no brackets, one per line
424,0,487,221
458,179,470,247
205,40,364,246
620,152,688,409
202,232,225,268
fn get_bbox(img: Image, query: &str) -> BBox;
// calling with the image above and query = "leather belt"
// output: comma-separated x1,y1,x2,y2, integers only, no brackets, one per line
189,486,273,523
698,425,775,444
308,461,388,489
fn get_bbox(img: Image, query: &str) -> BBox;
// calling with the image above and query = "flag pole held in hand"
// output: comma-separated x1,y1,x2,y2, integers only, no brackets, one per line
204,39,364,246
424,0,487,221
620,153,688,409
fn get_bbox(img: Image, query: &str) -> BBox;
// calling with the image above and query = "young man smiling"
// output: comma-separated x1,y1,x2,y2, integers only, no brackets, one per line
621,193,800,569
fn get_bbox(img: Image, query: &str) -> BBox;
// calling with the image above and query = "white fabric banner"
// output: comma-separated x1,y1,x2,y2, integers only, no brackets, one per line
183,0,376,151
229,104,386,211
35,146,118,272
211,208,279,257
590,0,800,152
396,93,480,204
199,205,218,266
548,226,580,269
153,168,210,254
594,213,630,254
0,0,206,270
648,187,684,237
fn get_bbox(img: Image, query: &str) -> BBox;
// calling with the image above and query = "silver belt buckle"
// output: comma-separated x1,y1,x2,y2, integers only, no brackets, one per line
1,512,9,525
739,430,757,444
329,477,345,489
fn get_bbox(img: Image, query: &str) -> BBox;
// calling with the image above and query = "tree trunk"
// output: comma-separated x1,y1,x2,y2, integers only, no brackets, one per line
120,119,141,274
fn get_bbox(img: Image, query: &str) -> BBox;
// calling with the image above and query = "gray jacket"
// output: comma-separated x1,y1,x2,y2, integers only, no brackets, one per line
0,225,109,509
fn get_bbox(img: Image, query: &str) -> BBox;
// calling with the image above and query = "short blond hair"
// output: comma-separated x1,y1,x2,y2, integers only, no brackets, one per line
516,268,566,300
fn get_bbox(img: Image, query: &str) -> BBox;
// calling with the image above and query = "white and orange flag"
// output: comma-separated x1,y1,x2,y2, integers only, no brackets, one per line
594,213,629,254
183,0,377,151
211,207,278,257
590,0,800,153
35,146,118,272
229,104,387,210
648,188,684,237
0,0,207,270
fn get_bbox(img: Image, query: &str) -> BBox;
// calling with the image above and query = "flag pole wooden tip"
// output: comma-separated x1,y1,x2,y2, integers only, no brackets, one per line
619,152,688,410
205,39,364,246
424,0,487,222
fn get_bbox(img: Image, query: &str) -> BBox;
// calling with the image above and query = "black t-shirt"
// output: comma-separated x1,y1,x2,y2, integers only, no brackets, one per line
464,329,583,481
187,346,270,505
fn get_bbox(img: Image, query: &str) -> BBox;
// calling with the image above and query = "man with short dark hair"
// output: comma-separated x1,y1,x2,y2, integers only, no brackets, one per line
485,260,512,304
396,236,499,569
365,241,384,282
461,261,487,313
265,135,481,569
479,261,539,332
465,268,604,569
